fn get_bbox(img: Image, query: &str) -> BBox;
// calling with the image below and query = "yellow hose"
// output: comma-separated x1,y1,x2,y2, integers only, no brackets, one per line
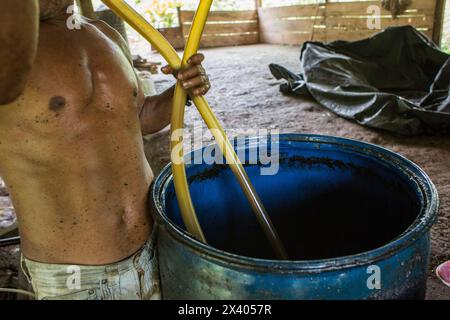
100,0,205,242
100,0,181,70
100,0,288,259
169,1,212,243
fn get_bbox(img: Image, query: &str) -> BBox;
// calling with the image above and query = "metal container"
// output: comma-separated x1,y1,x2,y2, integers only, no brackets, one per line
152,134,438,300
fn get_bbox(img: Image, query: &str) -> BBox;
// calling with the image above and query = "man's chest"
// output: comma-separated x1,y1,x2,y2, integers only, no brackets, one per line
0,25,143,156
29,24,140,113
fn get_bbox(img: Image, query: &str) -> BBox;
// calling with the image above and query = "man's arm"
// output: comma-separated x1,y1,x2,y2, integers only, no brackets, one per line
139,86,175,135
139,54,211,135
0,0,39,104
91,19,210,136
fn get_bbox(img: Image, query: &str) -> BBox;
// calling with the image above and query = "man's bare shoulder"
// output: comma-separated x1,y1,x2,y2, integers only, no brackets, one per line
0,0,38,105
83,17,132,63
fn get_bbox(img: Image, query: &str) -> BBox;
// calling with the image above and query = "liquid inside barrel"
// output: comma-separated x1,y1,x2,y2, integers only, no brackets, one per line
152,134,438,300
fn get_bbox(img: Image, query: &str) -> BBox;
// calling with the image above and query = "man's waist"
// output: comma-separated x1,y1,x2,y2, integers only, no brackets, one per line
22,229,156,284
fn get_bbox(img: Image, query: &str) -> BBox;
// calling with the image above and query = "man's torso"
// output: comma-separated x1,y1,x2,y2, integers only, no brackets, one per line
0,17,154,265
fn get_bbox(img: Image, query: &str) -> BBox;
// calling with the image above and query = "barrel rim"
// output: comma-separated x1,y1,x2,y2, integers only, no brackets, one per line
152,134,439,273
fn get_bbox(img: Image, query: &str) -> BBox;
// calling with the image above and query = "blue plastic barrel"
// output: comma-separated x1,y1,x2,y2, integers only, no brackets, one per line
152,134,438,300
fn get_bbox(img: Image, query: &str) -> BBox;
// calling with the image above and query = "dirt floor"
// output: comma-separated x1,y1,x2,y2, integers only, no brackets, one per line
1,44,449,299
144,44,450,300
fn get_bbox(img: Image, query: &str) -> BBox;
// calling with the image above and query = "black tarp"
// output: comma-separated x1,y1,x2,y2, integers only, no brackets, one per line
270,26,450,136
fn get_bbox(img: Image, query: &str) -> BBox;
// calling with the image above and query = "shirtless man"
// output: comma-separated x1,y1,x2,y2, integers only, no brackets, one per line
0,0,210,299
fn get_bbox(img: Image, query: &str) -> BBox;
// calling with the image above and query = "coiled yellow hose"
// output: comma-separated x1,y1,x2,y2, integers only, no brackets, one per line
101,0,288,259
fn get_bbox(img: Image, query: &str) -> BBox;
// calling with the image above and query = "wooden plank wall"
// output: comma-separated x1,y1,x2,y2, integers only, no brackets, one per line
259,0,437,45
158,27,185,50
179,10,259,48
443,0,450,45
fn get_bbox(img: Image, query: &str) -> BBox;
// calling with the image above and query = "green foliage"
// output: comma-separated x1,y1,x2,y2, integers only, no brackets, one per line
133,0,183,28
131,0,254,28
442,42,450,54
181,0,253,10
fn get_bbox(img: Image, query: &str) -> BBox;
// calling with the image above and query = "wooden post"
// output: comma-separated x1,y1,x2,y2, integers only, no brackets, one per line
311,0,327,42
433,0,446,45
255,0,262,43
177,6,185,43
77,0,97,19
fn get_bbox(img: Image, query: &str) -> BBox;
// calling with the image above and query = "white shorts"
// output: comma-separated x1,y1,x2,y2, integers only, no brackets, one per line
21,231,161,300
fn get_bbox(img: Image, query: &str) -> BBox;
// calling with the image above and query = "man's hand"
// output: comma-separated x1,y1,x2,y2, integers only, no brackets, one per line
139,53,210,135
161,53,211,97
0,0,39,104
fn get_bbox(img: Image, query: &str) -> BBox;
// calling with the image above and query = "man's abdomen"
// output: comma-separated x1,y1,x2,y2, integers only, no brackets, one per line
0,20,154,265
0,118,154,265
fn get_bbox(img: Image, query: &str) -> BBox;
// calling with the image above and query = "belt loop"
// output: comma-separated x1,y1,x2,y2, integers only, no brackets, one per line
133,249,143,269
20,254,32,284
133,227,158,268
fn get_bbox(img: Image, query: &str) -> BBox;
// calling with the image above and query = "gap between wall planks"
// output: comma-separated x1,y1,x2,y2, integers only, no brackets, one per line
258,0,438,45
93,1,444,49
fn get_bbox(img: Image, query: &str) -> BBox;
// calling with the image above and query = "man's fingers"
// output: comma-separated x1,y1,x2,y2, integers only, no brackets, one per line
178,65,205,81
182,75,208,90
187,53,205,65
173,54,209,96
161,65,174,75
192,84,210,97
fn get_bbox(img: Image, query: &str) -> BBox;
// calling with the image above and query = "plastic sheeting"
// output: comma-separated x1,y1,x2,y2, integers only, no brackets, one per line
270,26,450,136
